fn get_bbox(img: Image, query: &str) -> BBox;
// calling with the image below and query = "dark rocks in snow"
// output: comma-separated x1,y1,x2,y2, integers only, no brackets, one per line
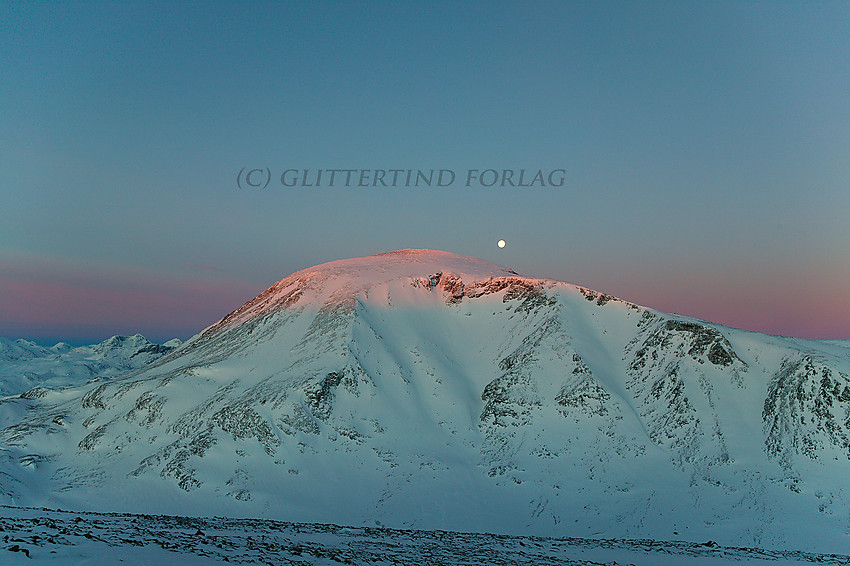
1,506,849,565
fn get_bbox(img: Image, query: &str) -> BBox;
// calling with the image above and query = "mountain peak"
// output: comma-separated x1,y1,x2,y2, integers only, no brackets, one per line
284,249,520,285
198,250,525,336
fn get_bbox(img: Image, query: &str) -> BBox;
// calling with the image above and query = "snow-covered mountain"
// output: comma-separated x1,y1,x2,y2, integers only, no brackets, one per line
1,249,848,553
0,335,181,398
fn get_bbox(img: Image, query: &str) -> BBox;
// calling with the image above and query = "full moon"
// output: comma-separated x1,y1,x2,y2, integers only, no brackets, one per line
497,239,506,248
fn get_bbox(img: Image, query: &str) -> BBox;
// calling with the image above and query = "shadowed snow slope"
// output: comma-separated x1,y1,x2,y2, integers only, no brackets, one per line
1,249,848,553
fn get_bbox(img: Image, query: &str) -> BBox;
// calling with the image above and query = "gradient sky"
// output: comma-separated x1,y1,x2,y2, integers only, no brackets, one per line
1,1,848,345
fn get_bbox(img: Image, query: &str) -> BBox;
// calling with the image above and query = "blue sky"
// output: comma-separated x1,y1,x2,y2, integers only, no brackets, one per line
1,1,848,344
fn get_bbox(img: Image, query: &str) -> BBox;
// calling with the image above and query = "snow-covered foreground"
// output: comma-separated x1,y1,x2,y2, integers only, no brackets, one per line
2,506,847,566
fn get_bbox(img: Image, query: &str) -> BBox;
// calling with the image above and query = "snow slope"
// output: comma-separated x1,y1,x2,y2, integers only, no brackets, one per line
1,249,848,553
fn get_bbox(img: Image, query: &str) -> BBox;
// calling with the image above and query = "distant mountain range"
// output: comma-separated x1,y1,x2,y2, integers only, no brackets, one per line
1,250,848,553
0,334,180,398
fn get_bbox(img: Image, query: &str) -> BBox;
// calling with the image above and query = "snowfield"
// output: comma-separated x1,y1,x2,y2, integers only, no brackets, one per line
1,249,849,560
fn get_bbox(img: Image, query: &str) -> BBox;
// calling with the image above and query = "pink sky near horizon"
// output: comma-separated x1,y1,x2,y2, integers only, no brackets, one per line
555,257,850,340
0,257,262,345
2,252,847,346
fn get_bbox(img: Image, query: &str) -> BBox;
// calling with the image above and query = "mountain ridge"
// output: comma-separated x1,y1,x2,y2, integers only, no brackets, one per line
1,249,848,553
